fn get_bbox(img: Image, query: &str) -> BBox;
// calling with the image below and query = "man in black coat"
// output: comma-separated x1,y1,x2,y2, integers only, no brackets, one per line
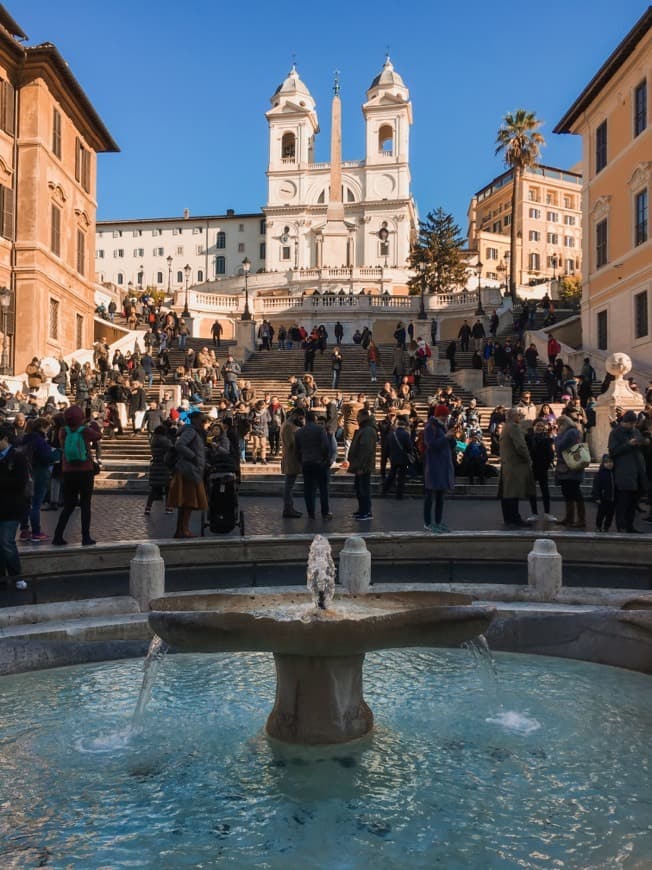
0,423,30,590
294,411,332,519
608,411,649,533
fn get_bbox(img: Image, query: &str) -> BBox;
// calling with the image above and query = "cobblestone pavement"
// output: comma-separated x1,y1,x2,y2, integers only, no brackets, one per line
22,490,607,546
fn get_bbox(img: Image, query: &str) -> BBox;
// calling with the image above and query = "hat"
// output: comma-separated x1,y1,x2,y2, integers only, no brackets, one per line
621,410,638,423
434,404,449,418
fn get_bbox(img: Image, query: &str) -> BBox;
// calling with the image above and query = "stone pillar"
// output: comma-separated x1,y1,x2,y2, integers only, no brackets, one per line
130,543,165,612
235,320,256,355
527,538,562,601
339,536,371,594
593,352,644,461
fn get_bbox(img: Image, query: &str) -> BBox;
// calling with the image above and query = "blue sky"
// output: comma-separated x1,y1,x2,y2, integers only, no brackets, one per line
16,0,649,232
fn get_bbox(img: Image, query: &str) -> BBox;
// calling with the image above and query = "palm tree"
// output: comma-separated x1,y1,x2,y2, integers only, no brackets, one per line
495,109,545,303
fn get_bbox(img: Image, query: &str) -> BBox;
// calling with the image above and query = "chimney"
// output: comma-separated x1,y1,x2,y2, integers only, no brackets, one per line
183,208,190,219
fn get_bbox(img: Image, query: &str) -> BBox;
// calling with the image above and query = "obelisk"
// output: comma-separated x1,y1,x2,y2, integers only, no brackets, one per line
321,72,349,266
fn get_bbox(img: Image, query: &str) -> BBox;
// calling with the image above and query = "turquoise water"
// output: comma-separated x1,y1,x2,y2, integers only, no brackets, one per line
0,650,651,869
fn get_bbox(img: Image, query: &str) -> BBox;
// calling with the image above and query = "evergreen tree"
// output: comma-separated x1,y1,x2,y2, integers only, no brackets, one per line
408,208,469,295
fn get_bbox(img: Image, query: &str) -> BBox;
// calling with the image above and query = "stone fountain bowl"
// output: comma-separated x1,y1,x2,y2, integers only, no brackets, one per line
148,591,495,656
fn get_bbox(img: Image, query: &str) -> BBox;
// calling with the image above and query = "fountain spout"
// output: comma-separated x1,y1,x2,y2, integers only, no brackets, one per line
307,535,336,611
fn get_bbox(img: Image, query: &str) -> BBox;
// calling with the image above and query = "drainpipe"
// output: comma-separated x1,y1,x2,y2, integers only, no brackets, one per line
9,69,20,374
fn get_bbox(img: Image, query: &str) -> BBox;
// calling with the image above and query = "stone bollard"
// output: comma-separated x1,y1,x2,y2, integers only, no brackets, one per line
339,536,371,594
528,538,562,601
129,543,165,612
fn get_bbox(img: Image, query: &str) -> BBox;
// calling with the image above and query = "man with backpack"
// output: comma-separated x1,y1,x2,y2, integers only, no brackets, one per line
52,404,101,546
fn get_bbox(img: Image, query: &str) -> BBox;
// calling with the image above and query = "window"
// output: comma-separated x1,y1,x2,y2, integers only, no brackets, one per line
197,270,203,282
529,208,541,219
51,204,61,256
281,246,291,260
503,215,511,227
596,219,608,268
215,256,226,275
117,273,124,285
635,189,648,246
238,242,245,253
96,250,104,258
75,138,91,192
281,132,296,159
172,227,183,236
195,244,205,255
485,247,498,260
137,271,144,285
0,183,14,240
564,236,575,248
76,229,85,275
634,291,648,339
545,192,557,206
634,79,647,137
564,215,576,226
239,223,244,232
48,298,59,341
259,219,266,235
152,228,162,236
378,124,393,154
547,233,559,245
133,229,142,237
597,310,608,350
133,247,144,257
528,252,540,271
113,230,122,238
492,221,501,233
547,211,559,223
563,195,574,210
528,188,540,202
0,78,15,134
156,272,163,284
259,242,266,259
52,108,62,158
565,258,575,274
114,249,124,258
528,230,540,242
176,246,183,255
176,271,183,282
216,231,226,248
192,227,202,234
595,120,607,173
153,247,164,256
76,314,83,349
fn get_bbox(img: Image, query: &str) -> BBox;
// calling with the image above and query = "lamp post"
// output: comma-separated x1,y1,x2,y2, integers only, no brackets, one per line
551,253,558,282
241,256,252,321
475,260,485,316
417,261,427,320
167,255,173,294
497,259,507,294
139,264,144,290
183,264,191,317
0,286,11,375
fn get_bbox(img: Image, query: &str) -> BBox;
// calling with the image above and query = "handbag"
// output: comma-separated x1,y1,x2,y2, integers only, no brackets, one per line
562,441,590,471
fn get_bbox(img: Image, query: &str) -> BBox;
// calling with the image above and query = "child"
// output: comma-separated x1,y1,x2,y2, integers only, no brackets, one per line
592,454,615,532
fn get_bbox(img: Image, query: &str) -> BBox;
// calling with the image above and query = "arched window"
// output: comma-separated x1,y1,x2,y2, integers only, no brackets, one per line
116,273,124,285
216,231,226,249
528,252,540,271
177,270,183,283
281,132,296,160
216,256,226,275
317,189,325,204
378,124,393,155
197,270,204,282
346,187,356,203
157,271,163,284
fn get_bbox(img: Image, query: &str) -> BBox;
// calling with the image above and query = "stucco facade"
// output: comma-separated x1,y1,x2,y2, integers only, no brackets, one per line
555,8,651,370
467,164,582,290
0,7,117,374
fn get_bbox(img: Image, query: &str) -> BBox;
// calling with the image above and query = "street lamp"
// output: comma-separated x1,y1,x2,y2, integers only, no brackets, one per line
417,261,427,320
167,255,173,294
497,259,507,294
0,286,11,375
241,256,252,321
475,260,485,316
551,253,558,282
183,264,191,317
139,264,144,290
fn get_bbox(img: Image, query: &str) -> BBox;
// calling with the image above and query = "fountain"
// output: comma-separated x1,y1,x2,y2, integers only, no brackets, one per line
149,535,495,744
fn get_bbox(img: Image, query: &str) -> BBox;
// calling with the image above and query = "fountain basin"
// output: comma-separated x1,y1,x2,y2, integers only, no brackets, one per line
149,591,495,744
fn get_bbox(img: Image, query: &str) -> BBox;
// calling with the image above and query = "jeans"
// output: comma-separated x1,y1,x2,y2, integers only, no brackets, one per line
529,471,551,514
596,500,615,531
354,473,372,515
369,361,377,380
302,462,329,517
21,467,51,535
178,334,187,349
382,462,407,498
283,473,298,510
54,470,95,542
332,370,340,389
527,365,538,382
0,520,21,577
224,382,239,404
424,489,445,526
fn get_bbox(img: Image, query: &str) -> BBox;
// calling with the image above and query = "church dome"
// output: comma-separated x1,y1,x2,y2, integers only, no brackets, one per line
369,56,406,90
272,65,314,102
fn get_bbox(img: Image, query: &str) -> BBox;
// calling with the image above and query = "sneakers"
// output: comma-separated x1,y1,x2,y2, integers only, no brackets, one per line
282,509,302,518
15,579,27,590
544,513,558,521
526,514,538,523
52,537,68,546
355,513,373,520
19,529,31,541
30,533,48,542
81,538,97,546
144,508,151,516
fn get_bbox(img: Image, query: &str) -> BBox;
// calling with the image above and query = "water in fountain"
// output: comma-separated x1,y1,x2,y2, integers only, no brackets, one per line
132,635,169,731
306,534,335,611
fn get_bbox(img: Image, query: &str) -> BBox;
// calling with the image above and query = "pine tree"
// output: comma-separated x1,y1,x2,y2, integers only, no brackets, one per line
408,208,469,296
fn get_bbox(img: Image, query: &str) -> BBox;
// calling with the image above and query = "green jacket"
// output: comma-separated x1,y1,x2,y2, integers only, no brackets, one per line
348,420,377,474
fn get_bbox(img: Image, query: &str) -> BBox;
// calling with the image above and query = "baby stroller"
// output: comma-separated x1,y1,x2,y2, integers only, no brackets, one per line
201,451,245,536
